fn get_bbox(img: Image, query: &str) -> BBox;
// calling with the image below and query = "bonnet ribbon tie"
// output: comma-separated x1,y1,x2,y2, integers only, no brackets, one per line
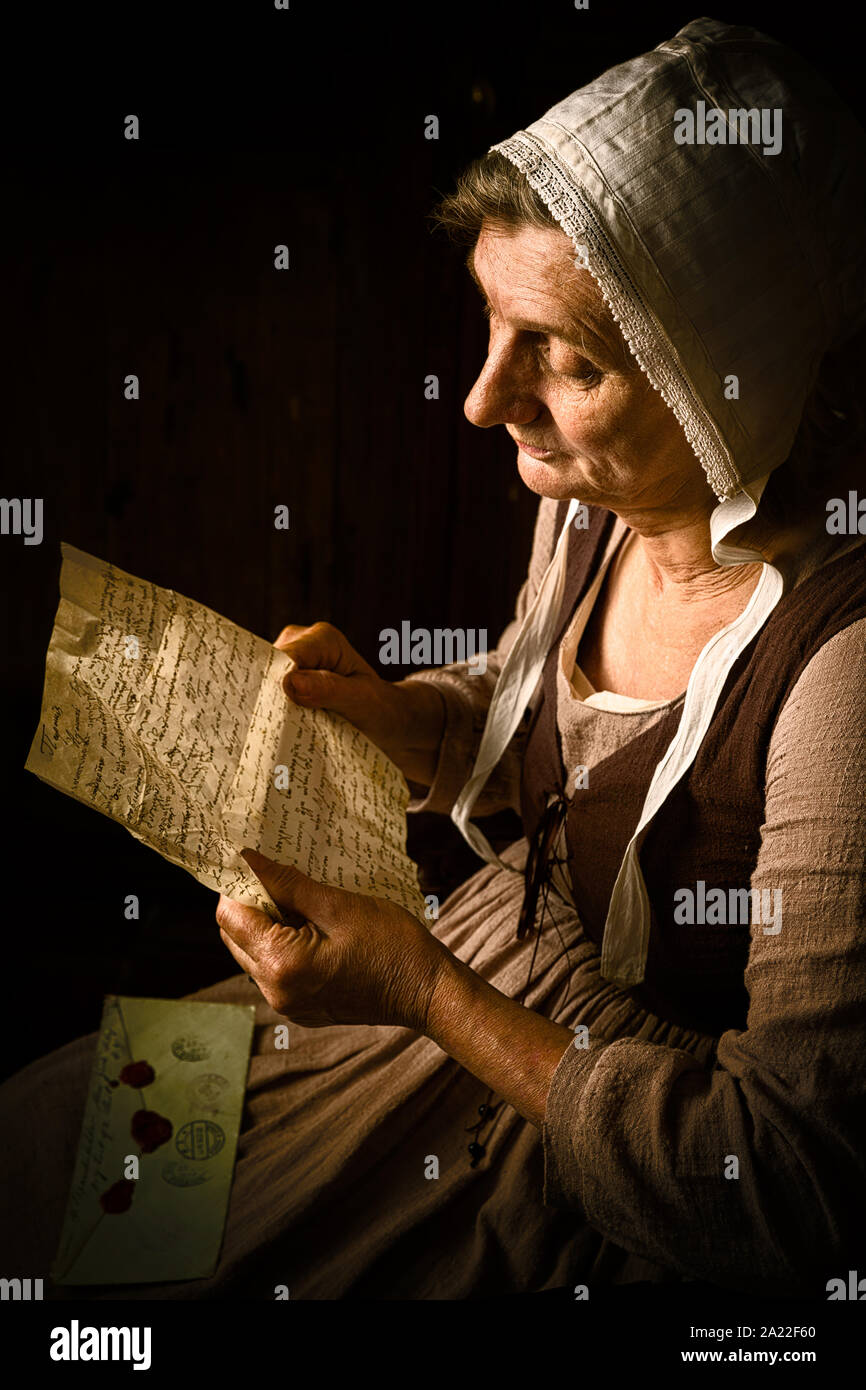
451,497,580,869
451,480,784,987
600,476,784,984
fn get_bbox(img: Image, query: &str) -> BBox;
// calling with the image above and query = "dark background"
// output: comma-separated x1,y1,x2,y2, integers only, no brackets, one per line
1,2,858,1080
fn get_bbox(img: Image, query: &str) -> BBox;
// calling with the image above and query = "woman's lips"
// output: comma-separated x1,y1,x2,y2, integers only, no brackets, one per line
515,439,555,459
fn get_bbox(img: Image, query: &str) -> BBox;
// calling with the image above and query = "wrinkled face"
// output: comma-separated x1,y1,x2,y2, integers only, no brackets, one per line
464,222,705,515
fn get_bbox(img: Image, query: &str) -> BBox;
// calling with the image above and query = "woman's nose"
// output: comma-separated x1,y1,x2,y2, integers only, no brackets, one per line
463,342,540,430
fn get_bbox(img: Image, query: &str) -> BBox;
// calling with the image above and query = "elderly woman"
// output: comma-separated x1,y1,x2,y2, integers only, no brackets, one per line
3,18,865,1300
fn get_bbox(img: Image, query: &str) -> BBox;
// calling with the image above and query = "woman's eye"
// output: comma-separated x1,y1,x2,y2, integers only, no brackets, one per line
481,305,600,383
537,339,600,383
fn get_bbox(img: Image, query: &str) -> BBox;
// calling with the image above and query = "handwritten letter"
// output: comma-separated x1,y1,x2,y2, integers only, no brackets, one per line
26,545,427,920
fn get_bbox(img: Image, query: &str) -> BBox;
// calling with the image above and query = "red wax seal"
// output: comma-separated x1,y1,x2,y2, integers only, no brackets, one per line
99,1178,136,1214
130,1109,173,1154
119,1060,155,1088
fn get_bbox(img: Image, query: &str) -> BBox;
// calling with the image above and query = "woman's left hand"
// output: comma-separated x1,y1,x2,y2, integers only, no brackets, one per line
216,849,451,1032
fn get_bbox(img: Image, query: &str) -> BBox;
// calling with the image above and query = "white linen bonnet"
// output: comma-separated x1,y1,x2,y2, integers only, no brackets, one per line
451,18,866,983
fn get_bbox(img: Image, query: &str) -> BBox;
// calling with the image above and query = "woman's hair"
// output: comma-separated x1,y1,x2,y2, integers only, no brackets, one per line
431,150,560,242
431,150,866,503
430,151,638,375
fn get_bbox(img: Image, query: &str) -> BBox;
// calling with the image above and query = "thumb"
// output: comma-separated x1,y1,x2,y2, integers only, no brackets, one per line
283,668,356,716
241,848,337,926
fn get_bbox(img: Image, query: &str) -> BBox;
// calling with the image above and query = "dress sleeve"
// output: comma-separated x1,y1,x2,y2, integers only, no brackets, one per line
404,496,560,818
540,618,866,1295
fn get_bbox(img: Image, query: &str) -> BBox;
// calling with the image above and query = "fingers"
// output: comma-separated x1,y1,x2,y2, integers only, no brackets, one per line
282,667,354,713
273,623,310,650
273,621,353,674
215,893,280,953
216,890,304,996
218,924,259,978
216,889,331,1024
241,848,345,927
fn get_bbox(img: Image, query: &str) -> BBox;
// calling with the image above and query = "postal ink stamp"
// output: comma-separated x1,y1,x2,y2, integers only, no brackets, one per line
186,1073,229,1114
175,1119,226,1161
171,1035,211,1063
161,1160,212,1188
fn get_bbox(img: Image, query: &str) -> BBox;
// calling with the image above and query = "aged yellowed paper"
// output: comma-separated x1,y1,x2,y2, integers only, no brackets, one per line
53,995,255,1285
26,544,427,921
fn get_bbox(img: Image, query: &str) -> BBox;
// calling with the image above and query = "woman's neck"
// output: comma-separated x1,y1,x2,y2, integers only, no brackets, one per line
611,502,764,606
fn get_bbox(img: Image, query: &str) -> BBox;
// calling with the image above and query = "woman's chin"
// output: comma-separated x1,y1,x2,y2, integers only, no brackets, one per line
516,451,584,500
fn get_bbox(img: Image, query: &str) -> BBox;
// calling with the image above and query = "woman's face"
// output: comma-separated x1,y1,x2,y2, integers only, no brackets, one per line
464,222,708,517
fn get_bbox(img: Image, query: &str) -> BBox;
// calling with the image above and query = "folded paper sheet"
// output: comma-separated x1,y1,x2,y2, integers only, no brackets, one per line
53,995,254,1285
26,544,427,921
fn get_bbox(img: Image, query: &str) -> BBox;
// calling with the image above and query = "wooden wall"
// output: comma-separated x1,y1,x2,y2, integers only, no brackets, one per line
1,1,857,1076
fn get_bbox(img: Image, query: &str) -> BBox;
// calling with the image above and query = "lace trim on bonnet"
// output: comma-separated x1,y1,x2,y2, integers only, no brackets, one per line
492,129,741,503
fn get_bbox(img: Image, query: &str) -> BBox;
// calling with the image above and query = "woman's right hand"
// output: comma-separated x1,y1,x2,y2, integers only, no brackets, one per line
274,621,446,786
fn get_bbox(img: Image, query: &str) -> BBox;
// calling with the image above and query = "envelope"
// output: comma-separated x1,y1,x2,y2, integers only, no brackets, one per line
52,994,255,1286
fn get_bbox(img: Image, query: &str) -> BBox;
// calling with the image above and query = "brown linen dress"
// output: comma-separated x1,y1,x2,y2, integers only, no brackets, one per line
2,496,864,1299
